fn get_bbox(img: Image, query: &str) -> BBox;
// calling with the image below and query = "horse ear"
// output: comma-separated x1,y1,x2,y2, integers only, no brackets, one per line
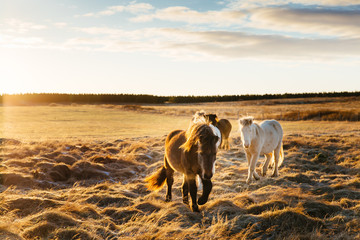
239,118,244,126
239,117,253,126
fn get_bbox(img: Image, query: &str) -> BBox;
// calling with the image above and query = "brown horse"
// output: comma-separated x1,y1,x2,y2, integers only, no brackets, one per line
204,114,232,150
145,123,219,212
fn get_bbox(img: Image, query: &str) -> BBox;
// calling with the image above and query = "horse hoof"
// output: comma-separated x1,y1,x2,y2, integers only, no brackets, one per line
271,172,279,177
198,196,208,205
191,204,200,212
246,179,252,184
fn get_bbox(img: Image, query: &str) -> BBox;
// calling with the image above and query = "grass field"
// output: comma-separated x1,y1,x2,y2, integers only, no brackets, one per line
1,99,359,239
0,105,191,141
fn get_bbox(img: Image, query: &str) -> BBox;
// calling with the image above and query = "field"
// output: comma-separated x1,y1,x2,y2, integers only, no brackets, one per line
1,97,360,239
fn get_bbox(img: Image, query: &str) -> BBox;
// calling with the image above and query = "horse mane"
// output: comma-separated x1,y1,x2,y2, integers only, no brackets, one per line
193,110,206,119
181,124,214,152
192,110,209,124
239,116,254,126
192,110,218,126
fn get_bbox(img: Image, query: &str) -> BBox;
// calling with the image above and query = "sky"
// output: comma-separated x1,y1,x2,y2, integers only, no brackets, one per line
0,0,360,96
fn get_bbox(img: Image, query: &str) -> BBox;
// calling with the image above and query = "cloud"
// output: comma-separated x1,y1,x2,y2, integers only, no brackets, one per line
249,7,360,38
2,4,360,63
131,6,246,26
227,0,360,9
0,19,47,34
0,33,46,48
0,19,48,48
172,30,360,60
79,3,154,17
54,22,68,28
67,26,360,61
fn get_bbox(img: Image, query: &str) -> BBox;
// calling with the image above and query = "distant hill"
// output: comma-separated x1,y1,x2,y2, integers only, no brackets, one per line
0,92,359,105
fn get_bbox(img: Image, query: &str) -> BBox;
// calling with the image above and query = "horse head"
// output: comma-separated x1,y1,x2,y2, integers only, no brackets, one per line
197,126,219,180
182,124,218,180
205,114,218,126
239,117,254,149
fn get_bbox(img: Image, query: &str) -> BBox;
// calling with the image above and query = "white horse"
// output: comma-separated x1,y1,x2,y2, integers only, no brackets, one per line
239,117,284,184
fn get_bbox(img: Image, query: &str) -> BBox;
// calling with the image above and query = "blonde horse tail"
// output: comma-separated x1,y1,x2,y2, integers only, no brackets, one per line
278,143,284,167
145,166,167,191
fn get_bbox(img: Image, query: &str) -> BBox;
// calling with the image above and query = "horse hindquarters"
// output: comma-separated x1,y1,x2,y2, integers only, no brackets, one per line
219,119,232,150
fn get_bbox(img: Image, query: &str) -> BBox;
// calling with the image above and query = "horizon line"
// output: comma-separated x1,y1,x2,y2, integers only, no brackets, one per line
1,91,359,98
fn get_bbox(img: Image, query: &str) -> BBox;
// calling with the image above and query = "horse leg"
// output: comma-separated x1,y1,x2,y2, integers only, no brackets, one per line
245,152,252,167
187,177,199,212
271,145,281,177
262,153,273,176
253,168,260,181
247,153,259,184
165,168,174,202
198,178,212,205
226,138,231,150
224,138,230,150
163,156,174,202
182,175,189,205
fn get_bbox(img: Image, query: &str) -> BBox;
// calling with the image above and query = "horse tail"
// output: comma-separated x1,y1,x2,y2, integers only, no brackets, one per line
278,143,284,167
145,165,167,191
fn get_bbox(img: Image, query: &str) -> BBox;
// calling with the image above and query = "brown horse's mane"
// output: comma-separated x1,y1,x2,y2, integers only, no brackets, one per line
181,123,214,152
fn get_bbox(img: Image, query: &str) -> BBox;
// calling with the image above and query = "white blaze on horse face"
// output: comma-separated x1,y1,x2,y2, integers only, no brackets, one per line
209,124,221,149
198,152,215,180
212,160,216,175
240,125,252,148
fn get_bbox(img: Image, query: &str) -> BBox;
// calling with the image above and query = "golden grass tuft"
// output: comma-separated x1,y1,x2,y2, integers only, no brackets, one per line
22,221,57,239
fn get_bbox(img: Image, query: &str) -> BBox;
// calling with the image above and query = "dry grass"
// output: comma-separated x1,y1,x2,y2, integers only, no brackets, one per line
133,96,360,121
0,105,190,141
1,99,360,239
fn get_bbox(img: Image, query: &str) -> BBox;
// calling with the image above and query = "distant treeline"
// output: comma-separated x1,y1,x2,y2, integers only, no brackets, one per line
0,92,359,105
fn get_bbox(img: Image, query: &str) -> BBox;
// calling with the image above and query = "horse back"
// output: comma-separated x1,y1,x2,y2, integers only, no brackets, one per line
165,130,190,174
260,120,283,142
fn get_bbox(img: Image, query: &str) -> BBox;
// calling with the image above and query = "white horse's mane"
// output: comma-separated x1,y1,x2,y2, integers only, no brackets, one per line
192,110,207,124
239,116,254,126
